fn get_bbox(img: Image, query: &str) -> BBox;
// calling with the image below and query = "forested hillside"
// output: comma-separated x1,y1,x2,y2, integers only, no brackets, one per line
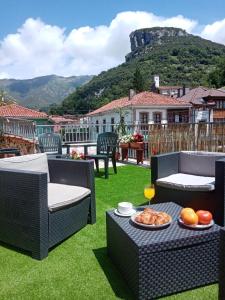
57,27,225,115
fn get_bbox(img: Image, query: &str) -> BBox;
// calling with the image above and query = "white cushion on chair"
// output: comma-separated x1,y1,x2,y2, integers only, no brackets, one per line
156,173,215,192
0,153,50,182
48,183,91,212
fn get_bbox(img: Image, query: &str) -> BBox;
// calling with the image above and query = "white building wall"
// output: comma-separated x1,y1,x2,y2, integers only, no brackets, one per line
135,108,167,124
88,110,132,125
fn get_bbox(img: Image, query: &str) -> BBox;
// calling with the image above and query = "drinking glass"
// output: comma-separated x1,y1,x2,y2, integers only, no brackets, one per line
144,184,155,205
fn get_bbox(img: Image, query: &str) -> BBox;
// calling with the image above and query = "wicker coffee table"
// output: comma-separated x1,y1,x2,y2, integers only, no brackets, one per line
106,202,220,300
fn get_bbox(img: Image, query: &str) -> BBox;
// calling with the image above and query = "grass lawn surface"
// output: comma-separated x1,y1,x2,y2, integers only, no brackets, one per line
0,166,218,299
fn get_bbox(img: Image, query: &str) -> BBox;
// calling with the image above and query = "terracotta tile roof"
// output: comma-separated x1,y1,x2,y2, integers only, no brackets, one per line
181,87,225,102
49,115,77,124
0,104,48,119
87,91,190,116
158,86,182,90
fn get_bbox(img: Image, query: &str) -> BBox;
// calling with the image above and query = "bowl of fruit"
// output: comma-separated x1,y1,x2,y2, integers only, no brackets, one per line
178,207,214,229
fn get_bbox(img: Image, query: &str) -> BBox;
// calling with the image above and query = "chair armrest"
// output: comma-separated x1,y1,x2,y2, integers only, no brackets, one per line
151,152,180,183
48,158,96,223
0,169,48,257
215,159,225,226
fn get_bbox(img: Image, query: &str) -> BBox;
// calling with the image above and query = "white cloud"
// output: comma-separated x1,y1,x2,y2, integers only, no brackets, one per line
0,11,224,79
201,18,225,44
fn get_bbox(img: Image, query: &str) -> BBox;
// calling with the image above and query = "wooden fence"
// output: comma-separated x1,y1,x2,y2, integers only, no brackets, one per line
149,123,225,156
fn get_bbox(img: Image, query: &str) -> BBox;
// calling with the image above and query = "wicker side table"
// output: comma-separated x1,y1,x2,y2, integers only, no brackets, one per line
106,202,220,300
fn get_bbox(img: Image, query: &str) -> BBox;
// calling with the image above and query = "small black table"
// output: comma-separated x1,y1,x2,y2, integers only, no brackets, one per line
106,202,220,300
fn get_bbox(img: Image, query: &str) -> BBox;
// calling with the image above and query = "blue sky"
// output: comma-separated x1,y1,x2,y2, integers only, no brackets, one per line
1,0,225,38
0,0,225,79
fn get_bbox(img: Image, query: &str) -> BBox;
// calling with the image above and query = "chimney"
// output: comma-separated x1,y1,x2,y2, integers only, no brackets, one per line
183,84,186,96
129,89,136,100
154,75,159,88
177,88,181,98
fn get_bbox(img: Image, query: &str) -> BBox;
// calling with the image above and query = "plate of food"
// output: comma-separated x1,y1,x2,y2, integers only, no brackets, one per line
178,208,214,229
131,208,172,229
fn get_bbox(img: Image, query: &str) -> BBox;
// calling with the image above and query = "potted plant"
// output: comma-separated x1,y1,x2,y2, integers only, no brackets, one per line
70,150,85,160
129,133,144,150
119,134,133,148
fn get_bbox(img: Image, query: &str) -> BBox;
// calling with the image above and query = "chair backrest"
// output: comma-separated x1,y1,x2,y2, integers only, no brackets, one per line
179,151,225,177
38,133,62,154
96,132,118,155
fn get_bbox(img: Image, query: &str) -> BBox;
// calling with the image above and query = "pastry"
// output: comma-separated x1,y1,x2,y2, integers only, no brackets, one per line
135,208,171,225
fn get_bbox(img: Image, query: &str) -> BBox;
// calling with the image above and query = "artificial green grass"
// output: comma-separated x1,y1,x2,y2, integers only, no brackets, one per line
0,165,218,299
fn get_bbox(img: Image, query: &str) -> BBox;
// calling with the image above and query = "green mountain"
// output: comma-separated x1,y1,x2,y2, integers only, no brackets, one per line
0,74,92,109
59,27,225,115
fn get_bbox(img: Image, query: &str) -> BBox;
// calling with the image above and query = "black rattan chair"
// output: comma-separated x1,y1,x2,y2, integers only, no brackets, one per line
86,132,118,179
0,156,96,260
151,151,225,226
38,132,62,154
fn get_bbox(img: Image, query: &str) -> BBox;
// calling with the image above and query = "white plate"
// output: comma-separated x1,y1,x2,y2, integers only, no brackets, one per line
114,208,136,217
178,218,214,229
131,211,172,229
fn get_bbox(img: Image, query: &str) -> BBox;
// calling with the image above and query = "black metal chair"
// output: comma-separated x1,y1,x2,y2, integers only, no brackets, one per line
86,132,118,179
38,133,62,155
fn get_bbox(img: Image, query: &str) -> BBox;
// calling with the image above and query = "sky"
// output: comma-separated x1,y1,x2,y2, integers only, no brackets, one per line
0,0,225,79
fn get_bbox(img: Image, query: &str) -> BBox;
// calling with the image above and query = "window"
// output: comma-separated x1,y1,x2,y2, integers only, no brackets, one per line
103,119,106,133
153,112,161,124
95,120,99,133
111,117,115,132
139,112,148,124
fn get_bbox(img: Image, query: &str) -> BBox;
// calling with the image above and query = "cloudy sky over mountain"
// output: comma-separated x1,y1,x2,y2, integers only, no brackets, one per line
0,1,225,79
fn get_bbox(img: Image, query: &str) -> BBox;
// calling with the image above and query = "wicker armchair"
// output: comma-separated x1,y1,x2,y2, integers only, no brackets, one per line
0,154,96,260
151,151,225,226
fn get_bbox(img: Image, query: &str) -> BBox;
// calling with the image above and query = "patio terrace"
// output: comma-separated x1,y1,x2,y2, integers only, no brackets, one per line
0,165,218,299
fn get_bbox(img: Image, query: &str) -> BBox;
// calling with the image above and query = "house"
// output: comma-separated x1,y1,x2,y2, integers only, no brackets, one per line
49,115,78,133
0,103,50,136
151,75,190,98
181,86,225,122
0,103,48,123
86,91,191,134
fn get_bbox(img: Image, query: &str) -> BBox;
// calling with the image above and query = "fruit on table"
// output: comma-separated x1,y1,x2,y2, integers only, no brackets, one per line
180,207,195,220
181,210,199,225
196,210,213,225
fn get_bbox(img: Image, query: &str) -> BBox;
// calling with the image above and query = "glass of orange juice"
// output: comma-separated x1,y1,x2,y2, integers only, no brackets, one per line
144,184,155,205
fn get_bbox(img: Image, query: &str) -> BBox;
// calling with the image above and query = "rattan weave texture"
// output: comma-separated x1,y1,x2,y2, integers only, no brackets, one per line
107,202,220,300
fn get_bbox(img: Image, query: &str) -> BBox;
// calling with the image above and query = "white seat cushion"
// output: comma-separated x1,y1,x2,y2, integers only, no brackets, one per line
48,183,91,212
156,173,215,192
0,153,50,182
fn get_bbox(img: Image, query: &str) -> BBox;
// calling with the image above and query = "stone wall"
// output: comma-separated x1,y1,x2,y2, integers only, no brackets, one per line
0,135,37,157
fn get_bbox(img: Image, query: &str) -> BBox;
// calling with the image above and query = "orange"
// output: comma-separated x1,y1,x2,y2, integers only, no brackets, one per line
180,208,195,220
181,211,198,225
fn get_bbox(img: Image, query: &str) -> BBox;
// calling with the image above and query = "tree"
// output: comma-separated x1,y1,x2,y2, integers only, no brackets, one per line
0,89,16,106
115,108,128,136
133,66,145,92
208,57,225,88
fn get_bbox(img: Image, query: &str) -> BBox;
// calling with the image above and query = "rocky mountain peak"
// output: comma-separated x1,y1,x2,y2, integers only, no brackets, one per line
129,27,189,51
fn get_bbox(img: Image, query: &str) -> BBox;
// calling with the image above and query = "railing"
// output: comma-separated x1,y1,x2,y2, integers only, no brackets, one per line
36,123,149,143
0,117,36,140
36,122,150,160
149,122,225,155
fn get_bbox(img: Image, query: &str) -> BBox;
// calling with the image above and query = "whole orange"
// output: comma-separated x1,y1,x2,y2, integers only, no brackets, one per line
181,211,198,225
180,208,195,220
